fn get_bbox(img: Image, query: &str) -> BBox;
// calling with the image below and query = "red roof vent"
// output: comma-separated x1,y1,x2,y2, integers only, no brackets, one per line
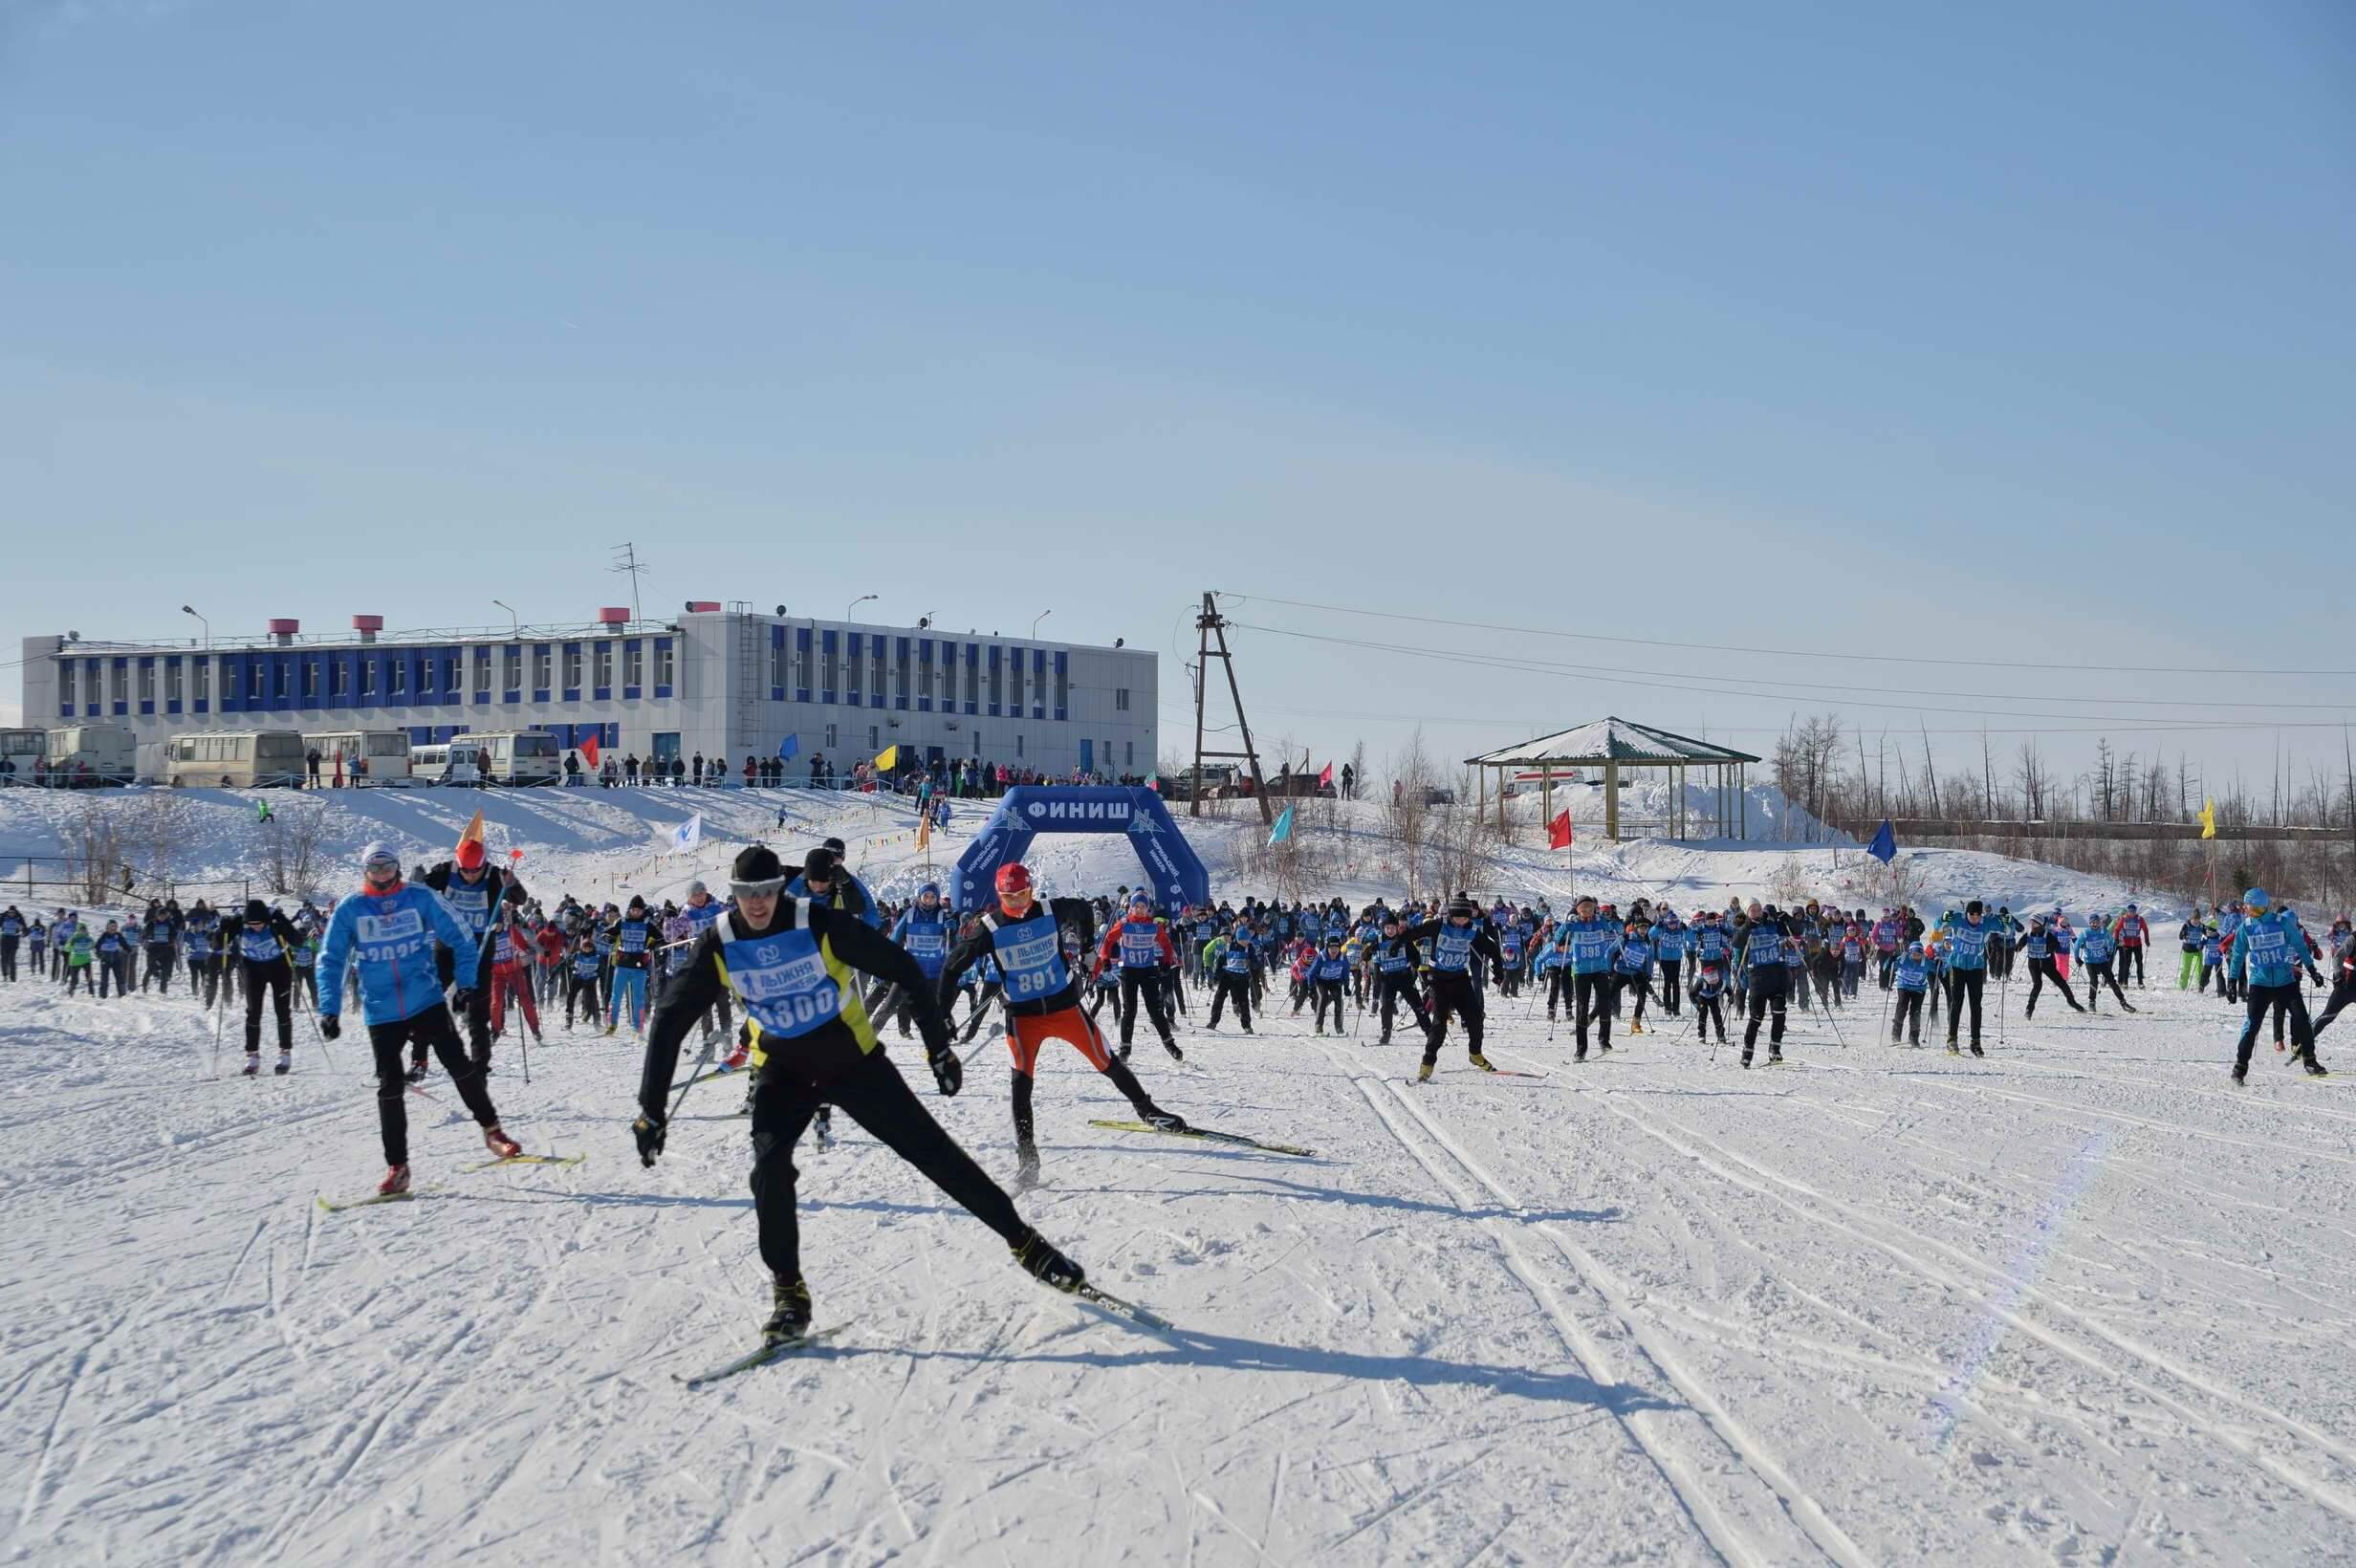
268,618,300,645
598,607,631,626
685,600,721,614
352,614,383,643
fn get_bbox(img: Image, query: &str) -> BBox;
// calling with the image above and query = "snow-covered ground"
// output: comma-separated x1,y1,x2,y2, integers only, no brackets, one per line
4,788,2343,1566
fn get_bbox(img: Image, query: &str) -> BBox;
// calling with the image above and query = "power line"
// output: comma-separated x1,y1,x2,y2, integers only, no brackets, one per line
1218,591,2356,680
1228,620,2356,732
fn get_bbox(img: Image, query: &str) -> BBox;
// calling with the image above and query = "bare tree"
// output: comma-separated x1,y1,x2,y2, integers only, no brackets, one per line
256,799,330,902
65,796,125,906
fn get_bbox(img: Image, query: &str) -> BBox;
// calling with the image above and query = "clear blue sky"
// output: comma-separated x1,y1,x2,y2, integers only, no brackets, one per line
4,0,2351,802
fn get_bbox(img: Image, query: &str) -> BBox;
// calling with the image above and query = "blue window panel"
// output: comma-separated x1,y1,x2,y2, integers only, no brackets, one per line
621,639,639,702
475,690,491,708
1031,647,1046,720
987,645,1000,717
795,626,813,703
593,686,610,702
57,691,71,719
503,642,522,705
820,629,837,705
410,726,433,746
895,640,910,712
270,653,292,712
166,701,182,715
411,652,431,705
846,633,862,708
219,653,243,713
964,642,978,716
139,656,155,716
917,639,932,713
1080,738,1093,774
654,635,673,700
192,699,207,715
562,642,581,702
1054,650,1068,722
767,625,784,702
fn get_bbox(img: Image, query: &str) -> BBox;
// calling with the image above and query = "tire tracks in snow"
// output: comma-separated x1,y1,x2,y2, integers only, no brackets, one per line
1319,1040,1868,1568
1598,1090,2356,1524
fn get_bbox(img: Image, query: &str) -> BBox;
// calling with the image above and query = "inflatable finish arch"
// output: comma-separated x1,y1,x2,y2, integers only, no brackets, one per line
953,786,1211,913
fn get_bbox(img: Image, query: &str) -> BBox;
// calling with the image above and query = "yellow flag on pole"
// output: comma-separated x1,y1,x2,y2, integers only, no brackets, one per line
2198,797,2216,839
874,744,899,773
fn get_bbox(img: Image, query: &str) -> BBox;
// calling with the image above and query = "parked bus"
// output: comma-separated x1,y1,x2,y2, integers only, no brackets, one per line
465,729,561,787
302,729,414,787
408,740,482,788
165,729,307,789
46,724,137,787
0,728,43,786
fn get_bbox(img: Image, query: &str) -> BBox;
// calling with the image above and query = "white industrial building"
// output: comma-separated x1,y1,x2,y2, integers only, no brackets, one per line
17,603,1160,780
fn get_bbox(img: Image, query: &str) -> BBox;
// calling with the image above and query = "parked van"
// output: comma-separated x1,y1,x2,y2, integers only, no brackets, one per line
165,730,306,789
302,729,414,787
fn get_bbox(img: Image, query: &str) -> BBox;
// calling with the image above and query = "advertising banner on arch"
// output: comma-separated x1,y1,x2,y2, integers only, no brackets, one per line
953,786,1211,913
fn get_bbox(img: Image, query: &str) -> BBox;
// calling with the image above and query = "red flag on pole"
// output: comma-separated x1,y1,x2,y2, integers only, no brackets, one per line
1548,810,1573,850
580,732,600,769
1318,761,1334,792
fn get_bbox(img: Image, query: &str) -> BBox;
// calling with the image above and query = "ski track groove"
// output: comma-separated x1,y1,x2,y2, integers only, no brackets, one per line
1599,1090,2356,1524
1382,1078,1876,1568
1339,1066,1755,1567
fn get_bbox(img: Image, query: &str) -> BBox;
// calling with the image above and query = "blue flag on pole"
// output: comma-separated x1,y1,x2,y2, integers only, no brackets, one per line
1867,819,1897,864
1269,804,1295,846
777,733,800,760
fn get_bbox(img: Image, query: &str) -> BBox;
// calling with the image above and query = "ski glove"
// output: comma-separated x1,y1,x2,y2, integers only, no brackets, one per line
450,987,476,1015
927,1043,963,1098
632,1114,666,1167
318,1013,340,1041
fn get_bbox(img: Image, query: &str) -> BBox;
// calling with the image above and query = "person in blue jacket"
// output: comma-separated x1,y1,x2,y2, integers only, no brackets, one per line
1890,942,1931,1046
879,882,954,1039
2229,887,2328,1083
318,842,525,1195
785,837,883,929
1560,896,1619,1059
2074,913,2136,1013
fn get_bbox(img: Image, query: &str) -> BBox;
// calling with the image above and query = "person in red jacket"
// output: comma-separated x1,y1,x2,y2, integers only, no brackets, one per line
2113,904,2150,988
486,909,543,1049
1091,892,1183,1063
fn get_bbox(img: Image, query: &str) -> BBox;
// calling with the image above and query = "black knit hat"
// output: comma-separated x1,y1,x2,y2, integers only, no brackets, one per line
732,844,785,883
244,899,269,923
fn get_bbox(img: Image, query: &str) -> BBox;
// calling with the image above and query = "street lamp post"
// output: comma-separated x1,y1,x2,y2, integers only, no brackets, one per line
181,604,208,648
847,594,877,622
1032,610,1051,640
491,599,519,636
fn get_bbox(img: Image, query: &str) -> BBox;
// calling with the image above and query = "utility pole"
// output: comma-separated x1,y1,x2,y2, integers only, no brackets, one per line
1189,591,1274,825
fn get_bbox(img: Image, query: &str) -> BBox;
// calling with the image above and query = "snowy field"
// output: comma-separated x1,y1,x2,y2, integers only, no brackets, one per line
2,789,2349,1566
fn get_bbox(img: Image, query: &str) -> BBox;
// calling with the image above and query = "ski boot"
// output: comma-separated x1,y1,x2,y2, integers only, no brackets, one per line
1468,1054,1497,1073
377,1164,411,1197
1117,1043,1132,1063
2232,1065,2247,1086
1164,1038,1184,1062
762,1275,814,1345
1141,1106,1189,1133
2300,1051,2329,1078
812,1107,834,1148
1947,1043,1962,1056
482,1123,523,1161
724,1045,749,1070
603,1019,618,1036
405,1057,429,1083
1970,1044,1985,1058
242,1054,260,1077
274,1051,292,1076
1629,1022,1645,1036
1014,1142,1041,1187
1416,1060,1435,1082
1768,1050,1783,1064
1739,1050,1753,1069
1011,1228,1085,1293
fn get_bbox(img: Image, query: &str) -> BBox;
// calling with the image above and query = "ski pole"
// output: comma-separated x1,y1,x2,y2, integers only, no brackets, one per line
666,1035,717,1122
210,967,227,1076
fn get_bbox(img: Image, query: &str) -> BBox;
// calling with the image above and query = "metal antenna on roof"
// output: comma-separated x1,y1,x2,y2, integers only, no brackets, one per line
611,543,648,624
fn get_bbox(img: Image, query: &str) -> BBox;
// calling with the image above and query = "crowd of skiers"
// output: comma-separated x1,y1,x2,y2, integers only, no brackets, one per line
564,748,1151,797
14,838,2350,1352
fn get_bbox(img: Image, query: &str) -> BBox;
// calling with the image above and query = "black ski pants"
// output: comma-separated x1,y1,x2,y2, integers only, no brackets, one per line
369,1003,499,1166
143,944,174,992
1422,973,1484,1065
0,934,15,982
2085,959,2132,1011
1892,990,1926,1044
1946,969,1986,1046
1693,994,1727,1041
2236,983,2316,1071
749,1043,1024,1281
2310,976,2356,1040
1376,970,1428,1040
243,957,294,1055
1658,958,1682,1014
1573,971,1613,1052
1312,977,1348,1031
1742,968,1788,1055
2025,958,2082,1014
1118,969,1175,1046
2120,945,2145,985
1208,972,1254,1032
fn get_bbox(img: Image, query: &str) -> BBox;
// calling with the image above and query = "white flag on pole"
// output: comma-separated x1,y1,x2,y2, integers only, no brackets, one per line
670,814,702,854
